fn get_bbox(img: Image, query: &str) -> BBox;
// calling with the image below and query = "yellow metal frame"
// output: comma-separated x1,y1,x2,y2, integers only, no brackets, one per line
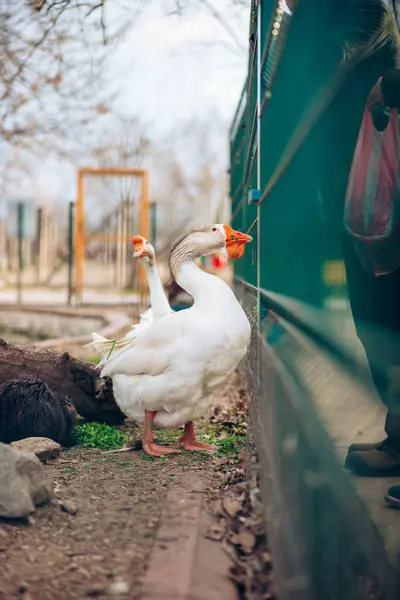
75,167,150,303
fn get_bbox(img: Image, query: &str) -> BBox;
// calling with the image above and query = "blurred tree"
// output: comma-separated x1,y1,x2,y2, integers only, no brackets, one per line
0,0,246,147
166,0,248,58
0,0,139,147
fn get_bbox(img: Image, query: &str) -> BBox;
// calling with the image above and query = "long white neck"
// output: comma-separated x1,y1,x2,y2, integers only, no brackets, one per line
143,262,171,319
176,262,233,310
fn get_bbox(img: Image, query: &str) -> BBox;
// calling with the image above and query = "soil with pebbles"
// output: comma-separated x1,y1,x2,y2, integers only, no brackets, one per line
0,376,242,600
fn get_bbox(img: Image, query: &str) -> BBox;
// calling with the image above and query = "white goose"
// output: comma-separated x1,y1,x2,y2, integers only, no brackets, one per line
94,224,252,457
91,238,170,361
131,236,172,322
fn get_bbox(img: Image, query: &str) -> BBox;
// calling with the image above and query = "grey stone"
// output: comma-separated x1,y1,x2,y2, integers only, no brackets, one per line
10,437,61,462
59,499,78,515
0,443,53,519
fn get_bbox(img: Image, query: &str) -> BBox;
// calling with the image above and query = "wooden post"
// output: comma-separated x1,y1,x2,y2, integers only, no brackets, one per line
75,170,85,304
0,220,6,273
35,208,43,281
41,212,49,281
67,202,74,306
116,204,123,289
51,221,58,273
16,202,24,306
121,200,128,289
139,171,150,306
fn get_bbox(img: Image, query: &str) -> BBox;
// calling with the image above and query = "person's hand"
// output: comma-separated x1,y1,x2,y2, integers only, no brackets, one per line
367,76,385,109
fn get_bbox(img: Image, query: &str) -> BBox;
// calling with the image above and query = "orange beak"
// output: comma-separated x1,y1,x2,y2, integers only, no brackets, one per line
132,235,148,258
223,225,252,260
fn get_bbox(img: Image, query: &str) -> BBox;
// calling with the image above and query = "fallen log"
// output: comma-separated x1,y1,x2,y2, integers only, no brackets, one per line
0,339,125,425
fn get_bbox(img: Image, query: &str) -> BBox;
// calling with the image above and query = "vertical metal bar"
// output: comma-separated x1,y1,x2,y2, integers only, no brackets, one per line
256,0,262,379
256,0,261,297
35,207,43,282
116,202,123,289
67,202,74,306
140,171,150,241
122,199,128,289
75,170,84,304
139,171,150,306
16,202,24,306
151,202,157,248
0,210,5,274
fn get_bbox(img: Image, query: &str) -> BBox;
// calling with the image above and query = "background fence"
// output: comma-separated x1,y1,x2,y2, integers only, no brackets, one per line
0,197,145,308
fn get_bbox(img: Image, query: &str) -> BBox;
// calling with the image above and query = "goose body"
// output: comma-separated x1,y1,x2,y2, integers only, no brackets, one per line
102,263,250,427
92,224,252,455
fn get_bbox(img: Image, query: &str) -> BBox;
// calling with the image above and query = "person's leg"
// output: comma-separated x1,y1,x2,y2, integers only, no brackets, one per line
343,235,400,475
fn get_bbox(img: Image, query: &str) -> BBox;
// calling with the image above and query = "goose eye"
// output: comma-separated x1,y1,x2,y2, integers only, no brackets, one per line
212,227,218,232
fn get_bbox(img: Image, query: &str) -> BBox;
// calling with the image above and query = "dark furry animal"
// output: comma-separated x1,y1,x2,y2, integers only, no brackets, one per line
0,378,77,446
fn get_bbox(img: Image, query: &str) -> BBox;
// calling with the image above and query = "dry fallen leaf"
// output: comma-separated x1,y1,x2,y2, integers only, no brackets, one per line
222,497,242,518
262,551,272,566
212,499,224,517
231,530,256,554
204,520,226,541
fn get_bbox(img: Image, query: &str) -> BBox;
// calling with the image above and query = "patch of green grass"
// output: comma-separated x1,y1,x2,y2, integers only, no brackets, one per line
63,466,77,473
153,428,181,444
198,424,246,458
74,422,128,450
87,354,101,365
111,459,132,466
216,434,246,456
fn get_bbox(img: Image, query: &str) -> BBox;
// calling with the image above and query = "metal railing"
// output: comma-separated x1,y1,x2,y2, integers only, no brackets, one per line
235,278,398,600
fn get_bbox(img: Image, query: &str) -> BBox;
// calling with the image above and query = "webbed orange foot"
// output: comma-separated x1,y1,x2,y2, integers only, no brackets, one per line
142,442,181,457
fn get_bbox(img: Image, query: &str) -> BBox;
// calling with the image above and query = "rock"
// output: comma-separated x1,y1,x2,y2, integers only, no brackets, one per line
0,443,53,519
86,584,105,597
10,437,61,462
17,584,34,600
59,499,78,515
109,578,130,595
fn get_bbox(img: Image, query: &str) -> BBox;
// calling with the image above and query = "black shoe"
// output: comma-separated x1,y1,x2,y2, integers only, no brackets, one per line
385,485,400,508
348,438,388,453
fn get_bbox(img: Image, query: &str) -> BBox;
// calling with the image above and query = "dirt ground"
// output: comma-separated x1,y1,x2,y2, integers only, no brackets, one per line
0,446,218,600
0,375,252,600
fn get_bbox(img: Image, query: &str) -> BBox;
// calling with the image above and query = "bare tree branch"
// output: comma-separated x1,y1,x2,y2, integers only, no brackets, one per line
0,0,131,147
198,0,247,54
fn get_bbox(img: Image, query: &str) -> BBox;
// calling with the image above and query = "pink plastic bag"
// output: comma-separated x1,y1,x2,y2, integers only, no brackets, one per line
344,105,400,276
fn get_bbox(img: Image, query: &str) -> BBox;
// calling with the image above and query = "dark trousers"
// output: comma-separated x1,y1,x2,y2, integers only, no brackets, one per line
343,234,400,446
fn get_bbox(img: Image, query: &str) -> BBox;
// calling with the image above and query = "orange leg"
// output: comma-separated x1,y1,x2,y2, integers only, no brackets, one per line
179,422,218,452
142,411,181,457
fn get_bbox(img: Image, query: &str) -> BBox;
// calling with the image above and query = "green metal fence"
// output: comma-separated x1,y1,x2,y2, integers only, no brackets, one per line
230,2,399,599
230,0,347,309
